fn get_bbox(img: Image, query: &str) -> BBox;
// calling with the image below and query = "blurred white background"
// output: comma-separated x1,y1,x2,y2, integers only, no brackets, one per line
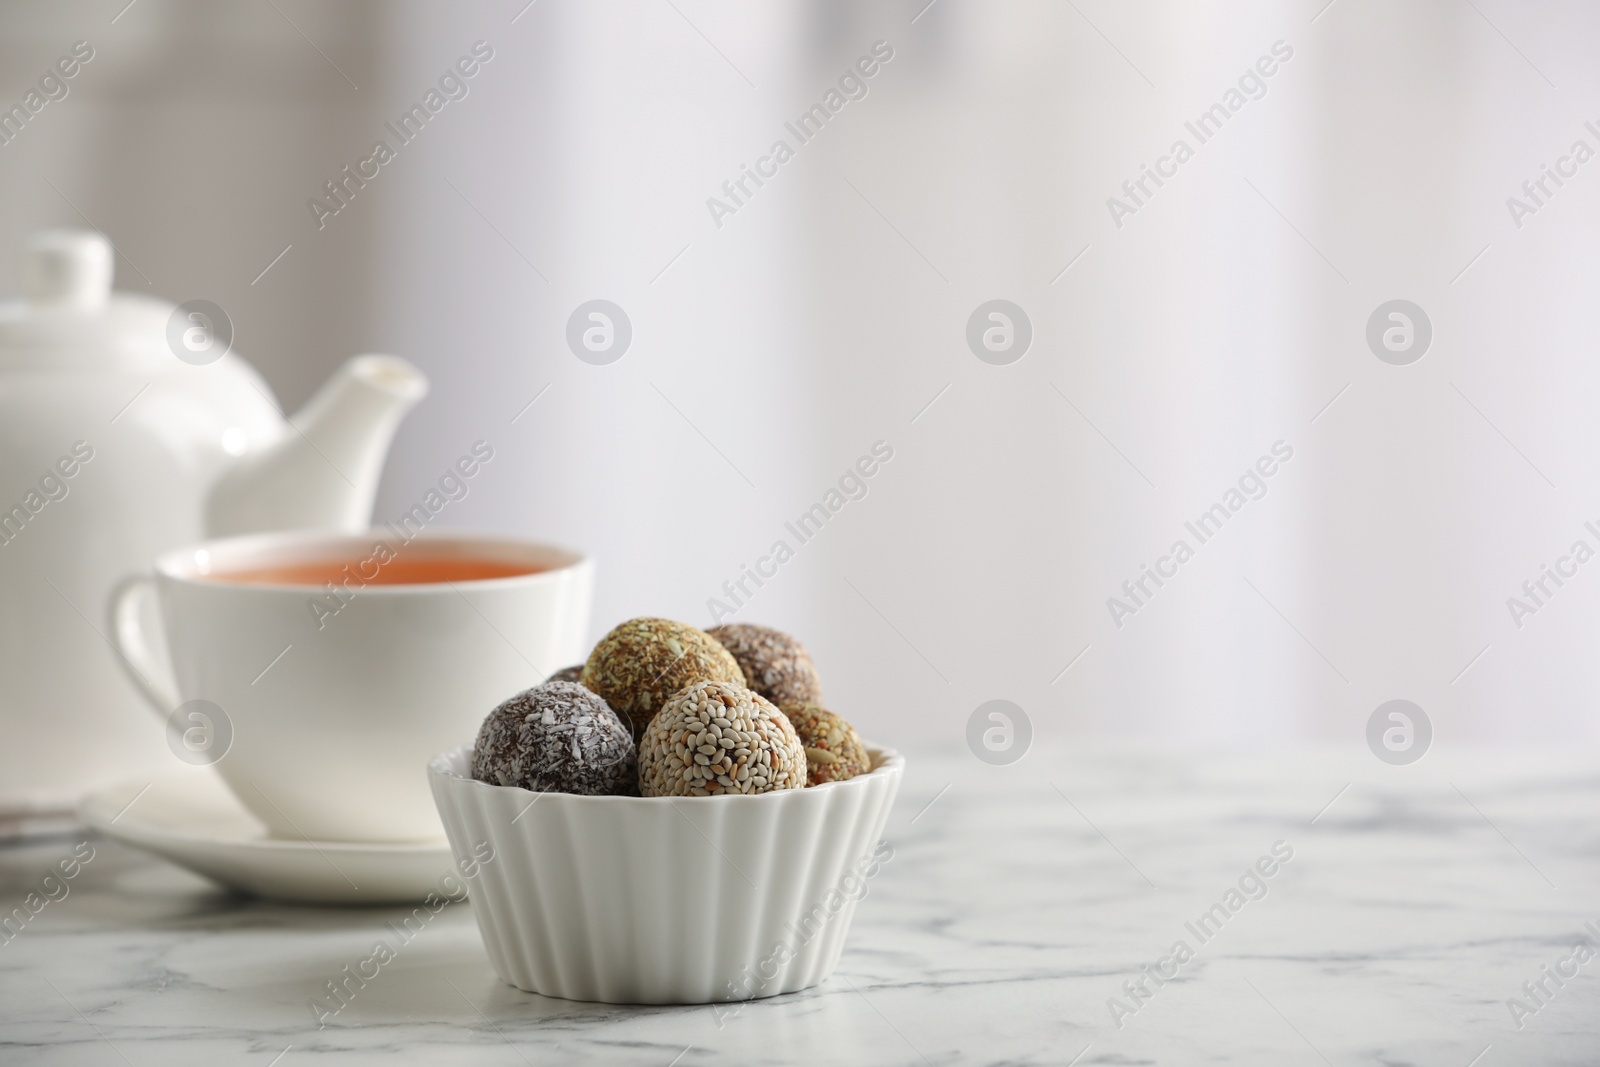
2,0,1597,749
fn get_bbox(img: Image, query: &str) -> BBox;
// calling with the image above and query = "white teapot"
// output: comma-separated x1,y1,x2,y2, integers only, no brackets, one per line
0,230,427,815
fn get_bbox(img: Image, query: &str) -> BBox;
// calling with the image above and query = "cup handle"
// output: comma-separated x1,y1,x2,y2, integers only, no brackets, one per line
107,575,181,716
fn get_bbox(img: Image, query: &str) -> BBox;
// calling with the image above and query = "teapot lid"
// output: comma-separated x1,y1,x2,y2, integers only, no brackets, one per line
0,229,186,370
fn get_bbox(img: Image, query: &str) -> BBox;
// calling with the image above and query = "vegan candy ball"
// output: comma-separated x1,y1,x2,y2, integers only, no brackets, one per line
582,618,745,738
638,680,805,797
471,681,636,796
545,664,584,685
707,623,822,708
783,703,872,786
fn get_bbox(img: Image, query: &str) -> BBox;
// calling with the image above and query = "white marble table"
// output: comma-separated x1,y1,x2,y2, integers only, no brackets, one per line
3,743,1597,1066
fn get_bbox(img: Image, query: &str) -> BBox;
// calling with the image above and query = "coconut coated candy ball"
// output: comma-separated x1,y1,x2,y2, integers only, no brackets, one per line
783,703,872,786
638,680,806,797
582,618,745,738
471,681,636,796
707,623,822,708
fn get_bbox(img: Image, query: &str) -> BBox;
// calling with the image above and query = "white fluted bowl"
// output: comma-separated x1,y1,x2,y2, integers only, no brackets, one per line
428,743,903,1004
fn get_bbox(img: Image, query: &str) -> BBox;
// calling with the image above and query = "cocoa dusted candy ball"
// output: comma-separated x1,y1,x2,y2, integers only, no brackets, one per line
582,618,745,739
638,680,806,797
471,681,636,796
783,703,872,786
707,623,822,709
545,665,584,685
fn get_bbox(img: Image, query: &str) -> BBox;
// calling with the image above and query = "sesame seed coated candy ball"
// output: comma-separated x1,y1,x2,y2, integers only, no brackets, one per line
707,623,822,708
782,703,872,786
545,664,584,685
471,681,637,796
581,618,745,739
638,680,806,797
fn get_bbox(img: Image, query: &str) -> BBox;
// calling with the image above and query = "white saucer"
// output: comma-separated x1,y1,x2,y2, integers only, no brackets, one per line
80,772,454,906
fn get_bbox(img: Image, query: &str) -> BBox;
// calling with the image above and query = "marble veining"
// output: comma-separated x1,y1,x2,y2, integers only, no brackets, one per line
2,743,1597,1065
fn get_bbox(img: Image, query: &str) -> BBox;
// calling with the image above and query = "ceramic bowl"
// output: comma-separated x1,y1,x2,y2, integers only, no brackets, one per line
427,743,903,1004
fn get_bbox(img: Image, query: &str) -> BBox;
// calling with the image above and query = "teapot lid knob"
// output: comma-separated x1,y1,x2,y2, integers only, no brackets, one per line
24,229,112,312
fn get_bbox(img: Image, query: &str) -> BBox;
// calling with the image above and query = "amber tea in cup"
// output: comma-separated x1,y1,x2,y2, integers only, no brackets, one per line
210,555,549,587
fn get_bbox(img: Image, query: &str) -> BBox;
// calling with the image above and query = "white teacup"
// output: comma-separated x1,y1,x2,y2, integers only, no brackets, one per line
109,530,593,842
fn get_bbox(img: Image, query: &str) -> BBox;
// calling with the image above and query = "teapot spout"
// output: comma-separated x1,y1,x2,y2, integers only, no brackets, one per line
207,355,428,537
